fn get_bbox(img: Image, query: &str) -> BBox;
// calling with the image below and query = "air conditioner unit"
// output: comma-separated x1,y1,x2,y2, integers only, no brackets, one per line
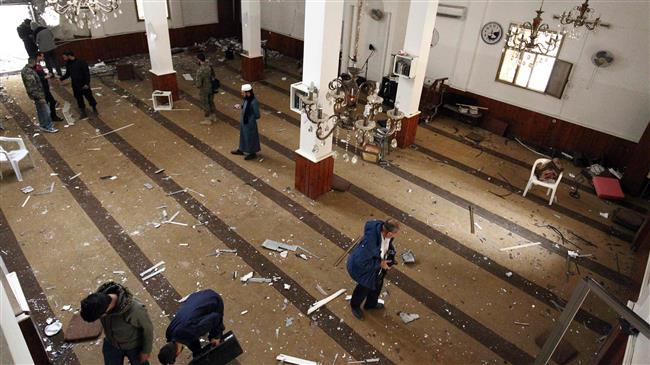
437,4,466,19
290,82,310,114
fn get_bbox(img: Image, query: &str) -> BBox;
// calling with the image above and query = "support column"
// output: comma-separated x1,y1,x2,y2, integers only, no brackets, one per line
294,0,344,199
394,0,439,148
241,0,263,82
143,0,178,100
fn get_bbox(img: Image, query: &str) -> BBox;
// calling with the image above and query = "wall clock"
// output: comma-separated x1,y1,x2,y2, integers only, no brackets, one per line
481,21,503,45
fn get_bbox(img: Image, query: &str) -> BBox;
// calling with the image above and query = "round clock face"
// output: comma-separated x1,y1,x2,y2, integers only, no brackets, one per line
481,22,503,44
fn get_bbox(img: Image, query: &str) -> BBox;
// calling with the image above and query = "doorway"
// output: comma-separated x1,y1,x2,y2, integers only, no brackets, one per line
0,4,33,74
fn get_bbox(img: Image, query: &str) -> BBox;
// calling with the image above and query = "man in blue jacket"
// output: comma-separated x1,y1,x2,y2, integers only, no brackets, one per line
158,289,225,364
347,219,400,320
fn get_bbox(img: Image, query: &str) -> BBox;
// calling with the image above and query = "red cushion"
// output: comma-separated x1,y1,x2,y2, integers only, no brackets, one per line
593,176,625,200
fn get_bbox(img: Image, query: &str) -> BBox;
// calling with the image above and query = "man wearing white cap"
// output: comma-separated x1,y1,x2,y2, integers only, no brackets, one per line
231,84,261,160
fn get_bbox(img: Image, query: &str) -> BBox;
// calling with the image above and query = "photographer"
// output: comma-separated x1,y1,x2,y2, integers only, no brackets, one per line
347,219,400,320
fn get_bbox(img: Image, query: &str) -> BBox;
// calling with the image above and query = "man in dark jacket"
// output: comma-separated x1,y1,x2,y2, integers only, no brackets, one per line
158,289,225,364
347,219,400,320
34,52,63,122
80,281,154,365
17,19,37,58
59,50,97,118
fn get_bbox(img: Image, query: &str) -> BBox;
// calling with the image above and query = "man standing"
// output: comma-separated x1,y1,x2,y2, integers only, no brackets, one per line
32,22,61,76
194,53,217,125
21,58,58,133
80,281,153,365
158,289,226,364
34,52,63,122
230,84,261,161
17,19,37,58
347,219,400,320
59,51,97,119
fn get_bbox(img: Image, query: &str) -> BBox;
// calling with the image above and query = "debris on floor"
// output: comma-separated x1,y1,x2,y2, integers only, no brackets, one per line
401,249,416,264
44,320,62,336
499,242,541,251
398,312,420,324
275,354,318,365
240,271,254,283
307,288,346,315
347,359,380,364
140,261,165,281
20,186,33,194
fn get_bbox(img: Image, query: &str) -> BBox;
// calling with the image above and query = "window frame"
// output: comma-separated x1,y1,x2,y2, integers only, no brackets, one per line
134,0,171,21
495,23,565,95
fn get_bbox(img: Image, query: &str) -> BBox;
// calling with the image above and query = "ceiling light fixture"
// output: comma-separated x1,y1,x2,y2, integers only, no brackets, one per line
505,0,561,55
46,0,123,29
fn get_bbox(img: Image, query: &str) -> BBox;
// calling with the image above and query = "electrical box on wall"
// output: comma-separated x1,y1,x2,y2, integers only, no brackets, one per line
393,54,417,79
290,82,309,114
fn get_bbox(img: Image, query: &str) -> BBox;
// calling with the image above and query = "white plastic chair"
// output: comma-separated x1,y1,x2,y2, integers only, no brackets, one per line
522,158,563,206
0,137,34,182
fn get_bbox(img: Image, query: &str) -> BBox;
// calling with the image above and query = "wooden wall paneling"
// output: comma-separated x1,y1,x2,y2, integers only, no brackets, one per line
622,121,650,195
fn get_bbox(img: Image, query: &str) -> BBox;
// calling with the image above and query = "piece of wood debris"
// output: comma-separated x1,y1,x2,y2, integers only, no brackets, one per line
69,172,82,181
275,354,318,365
499,242,541,251
90,123,134,139
154,168,165,174
142,267,165,281
347,359,380,364
112,271,125,275
307,288,346,315
140,261,165,277
514,321,530,326
21,195,31,208
240,310,248,315
240,272,254,282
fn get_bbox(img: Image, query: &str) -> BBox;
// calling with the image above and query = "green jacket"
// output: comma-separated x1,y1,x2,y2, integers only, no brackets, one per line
21,64,44,101
96,282,154,354
195,62,213,95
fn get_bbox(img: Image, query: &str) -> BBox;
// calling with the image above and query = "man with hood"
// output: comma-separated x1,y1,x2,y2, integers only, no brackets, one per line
80,281,154,365
32,22,61,76
158,289,225,364
347,219,400,320
17,19,37,58
230,84,261,160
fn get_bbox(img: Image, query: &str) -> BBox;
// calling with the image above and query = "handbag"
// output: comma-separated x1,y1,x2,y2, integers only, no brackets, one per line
188,331,243,365
210,67,220,93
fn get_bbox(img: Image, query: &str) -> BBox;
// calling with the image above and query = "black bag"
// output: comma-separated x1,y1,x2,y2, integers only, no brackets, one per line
210,67,220,93
188,331,243,365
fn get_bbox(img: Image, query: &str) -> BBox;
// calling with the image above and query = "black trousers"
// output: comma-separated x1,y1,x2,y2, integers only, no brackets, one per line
43,50,61,76
73,86,97,110
350,280,383,309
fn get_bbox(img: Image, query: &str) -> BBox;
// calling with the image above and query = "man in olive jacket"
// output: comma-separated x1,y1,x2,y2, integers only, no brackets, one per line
80,281,153,365
194,53,217,125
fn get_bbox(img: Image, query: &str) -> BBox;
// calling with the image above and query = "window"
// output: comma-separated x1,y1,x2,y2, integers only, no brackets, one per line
134,0,170,21
496,24,564,93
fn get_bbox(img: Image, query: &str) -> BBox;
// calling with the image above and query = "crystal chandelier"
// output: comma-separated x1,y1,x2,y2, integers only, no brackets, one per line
557,0,607,39
299,67,404,164
46,0,123,29
505,0,561,55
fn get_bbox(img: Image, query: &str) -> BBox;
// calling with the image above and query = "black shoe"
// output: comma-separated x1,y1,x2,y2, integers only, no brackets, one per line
244,153,257,161
351,306,364,320
231,149,244,155
79,110,88,119
92,106,98,115
364,302,384,310
52,115,64,122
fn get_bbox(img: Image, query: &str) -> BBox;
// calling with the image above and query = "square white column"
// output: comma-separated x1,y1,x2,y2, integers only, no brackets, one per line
143,0,174,76
241,0,262,58
297,0,344,162
395,0,439,117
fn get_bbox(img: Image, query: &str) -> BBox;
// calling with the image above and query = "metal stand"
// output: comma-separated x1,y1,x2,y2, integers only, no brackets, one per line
535,277,650,365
